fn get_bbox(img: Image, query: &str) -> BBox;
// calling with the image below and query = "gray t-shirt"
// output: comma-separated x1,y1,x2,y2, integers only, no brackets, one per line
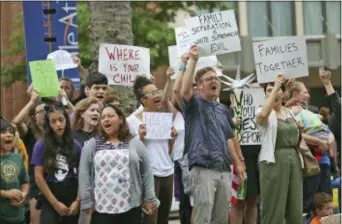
182,94,234,171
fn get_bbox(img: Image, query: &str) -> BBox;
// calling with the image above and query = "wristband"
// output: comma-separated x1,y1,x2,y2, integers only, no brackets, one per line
179,64,186,72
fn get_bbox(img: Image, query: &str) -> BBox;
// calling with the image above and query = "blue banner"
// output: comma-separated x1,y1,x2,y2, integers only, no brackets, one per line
23,1,81,89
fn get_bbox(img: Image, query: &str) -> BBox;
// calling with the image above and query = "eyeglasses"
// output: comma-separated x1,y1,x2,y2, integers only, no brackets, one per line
201,76,219,82
144,89,163,98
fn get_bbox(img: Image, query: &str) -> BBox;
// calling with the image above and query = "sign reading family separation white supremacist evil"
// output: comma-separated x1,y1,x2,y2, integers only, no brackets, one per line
175,27,192,56
143,112,173,139
185,10,241,56
253,36,309,84
234,88,265,145
99,44,150,86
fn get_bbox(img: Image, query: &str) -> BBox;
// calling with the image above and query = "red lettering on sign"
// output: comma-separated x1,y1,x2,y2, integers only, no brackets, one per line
106,46,141,61
112,74,137,84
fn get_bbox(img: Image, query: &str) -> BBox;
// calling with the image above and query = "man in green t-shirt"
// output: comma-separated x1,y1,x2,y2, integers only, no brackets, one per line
0,117,29,224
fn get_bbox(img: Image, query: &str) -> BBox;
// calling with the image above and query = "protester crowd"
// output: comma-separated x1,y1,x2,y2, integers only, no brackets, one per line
0,45,341,224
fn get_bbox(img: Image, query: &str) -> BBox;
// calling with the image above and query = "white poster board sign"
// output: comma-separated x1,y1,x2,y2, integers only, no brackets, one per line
185,10,241,56
47,50,77,71
234,88,265,145
143,112,173,139
99,43,150,86
175,27,191,56
168,45,180,80
253,36,309,84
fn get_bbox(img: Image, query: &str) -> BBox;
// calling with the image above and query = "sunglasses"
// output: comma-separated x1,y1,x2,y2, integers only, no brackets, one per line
144,89,163,98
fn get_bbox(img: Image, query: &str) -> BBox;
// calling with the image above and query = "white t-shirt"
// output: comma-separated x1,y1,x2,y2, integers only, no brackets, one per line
172,112,185,161
126,114,174,177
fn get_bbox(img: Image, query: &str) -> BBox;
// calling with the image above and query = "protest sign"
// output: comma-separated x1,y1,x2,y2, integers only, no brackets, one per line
47,50,77,71
234,88,265,145
175,27,192,56
253,36,309,84
29,60,60,97
168,45,180,80
143,112,173,139
185,10,241,56
321,214,341,224
99,44,150,86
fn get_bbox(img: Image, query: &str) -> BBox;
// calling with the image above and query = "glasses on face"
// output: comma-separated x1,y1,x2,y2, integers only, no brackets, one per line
144,89,163,98
201,76,219,83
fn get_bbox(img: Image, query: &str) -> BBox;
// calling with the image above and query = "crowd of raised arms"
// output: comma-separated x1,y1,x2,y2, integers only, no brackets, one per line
0,45,340,224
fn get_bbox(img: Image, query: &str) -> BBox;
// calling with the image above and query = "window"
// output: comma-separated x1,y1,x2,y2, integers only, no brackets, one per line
304,1,341,35
247,1,295,37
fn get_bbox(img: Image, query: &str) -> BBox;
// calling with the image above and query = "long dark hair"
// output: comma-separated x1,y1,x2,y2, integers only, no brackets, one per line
101,104,132,142
43,102,77,173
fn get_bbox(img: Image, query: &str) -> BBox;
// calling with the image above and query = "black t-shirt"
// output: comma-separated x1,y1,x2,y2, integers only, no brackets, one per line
72,130,95,148
22,126,37,176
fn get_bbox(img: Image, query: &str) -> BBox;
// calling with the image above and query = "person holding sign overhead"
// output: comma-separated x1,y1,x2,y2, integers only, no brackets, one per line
180,45,245,224
126,69,178,224
256,74,303,224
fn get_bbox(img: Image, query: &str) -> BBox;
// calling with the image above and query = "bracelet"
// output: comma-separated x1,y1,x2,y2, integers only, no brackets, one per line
179,64,186,72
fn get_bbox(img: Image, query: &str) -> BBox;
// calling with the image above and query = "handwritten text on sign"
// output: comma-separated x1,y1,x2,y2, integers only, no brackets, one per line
185,10,241,56
143,112,173,140
99,44,150,86
253,36,309,84
175,27,192,56
234,88,265,145
29,60,60,97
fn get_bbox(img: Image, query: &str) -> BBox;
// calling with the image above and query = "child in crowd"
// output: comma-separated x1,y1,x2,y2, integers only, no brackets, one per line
310,193,334,224
287,99,335,148
0,117,29,224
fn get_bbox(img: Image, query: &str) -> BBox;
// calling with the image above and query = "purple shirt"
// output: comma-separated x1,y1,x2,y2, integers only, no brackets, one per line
31,140,82,183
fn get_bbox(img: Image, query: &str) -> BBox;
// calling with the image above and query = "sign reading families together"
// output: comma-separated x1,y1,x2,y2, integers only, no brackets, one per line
234,88,265,145
99,44,150,86
253,36,309,83
185,10,241,56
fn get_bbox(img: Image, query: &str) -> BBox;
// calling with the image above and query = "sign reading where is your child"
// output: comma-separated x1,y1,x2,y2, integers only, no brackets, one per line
185,10,241,56
253,36,309,84
99,43,150,86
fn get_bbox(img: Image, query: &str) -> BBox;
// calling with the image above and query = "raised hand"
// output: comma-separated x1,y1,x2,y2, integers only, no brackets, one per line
318,68,332,86
72,56,81,67
274,74,286,90
189,45,199,61
166,67,175,80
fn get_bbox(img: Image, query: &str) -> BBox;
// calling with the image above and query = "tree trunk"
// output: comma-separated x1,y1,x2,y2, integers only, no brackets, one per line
88,2,136,115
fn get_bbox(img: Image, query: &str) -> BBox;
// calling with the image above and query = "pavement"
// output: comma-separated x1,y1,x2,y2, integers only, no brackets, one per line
169,220,180,224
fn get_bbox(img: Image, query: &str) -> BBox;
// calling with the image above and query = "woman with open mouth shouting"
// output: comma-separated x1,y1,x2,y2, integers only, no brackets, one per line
31,102,82,224
0,117,29,224
72,98,101,147
79,104,159,223
126,69,178,224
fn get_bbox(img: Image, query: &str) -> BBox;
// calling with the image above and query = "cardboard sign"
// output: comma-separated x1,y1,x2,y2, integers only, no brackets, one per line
185,10,241,56
175,27,192,56
143,112,173,139
99,44,150,86
47,50,77,71
29,60,60,97
253,36,309,84
234,88,265,145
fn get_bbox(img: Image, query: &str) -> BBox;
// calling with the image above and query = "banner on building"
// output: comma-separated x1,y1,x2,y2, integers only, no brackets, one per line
23,1,81,89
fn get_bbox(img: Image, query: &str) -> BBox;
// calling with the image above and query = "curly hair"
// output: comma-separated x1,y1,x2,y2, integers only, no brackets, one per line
133,75,152,103
43,102,77,173
313,192,333,214
72,97,101,132
101,104,132,142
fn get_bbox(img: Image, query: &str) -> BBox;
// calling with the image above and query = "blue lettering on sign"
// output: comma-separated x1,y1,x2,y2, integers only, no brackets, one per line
23,1,81,89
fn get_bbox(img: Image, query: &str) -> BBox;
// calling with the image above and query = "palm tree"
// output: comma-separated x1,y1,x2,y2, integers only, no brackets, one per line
88,2,136,115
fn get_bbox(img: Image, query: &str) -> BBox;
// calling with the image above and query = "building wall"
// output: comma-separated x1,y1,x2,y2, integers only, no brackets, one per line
1,2,29,121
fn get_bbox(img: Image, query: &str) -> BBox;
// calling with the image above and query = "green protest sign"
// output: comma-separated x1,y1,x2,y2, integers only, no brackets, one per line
29,60,60,97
